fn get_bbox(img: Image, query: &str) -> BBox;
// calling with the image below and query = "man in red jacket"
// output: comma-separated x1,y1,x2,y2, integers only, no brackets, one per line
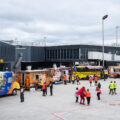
77,86,86,105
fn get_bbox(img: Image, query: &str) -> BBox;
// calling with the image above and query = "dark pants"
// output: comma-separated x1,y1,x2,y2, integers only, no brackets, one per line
64,80,67,85
40,85,42,91
72,81,75,84
97,93,100,100
109,89,114,95
114,88,117,94
50,88,53,96
46,89,47,95
86,97,91,105
20,93,24,102
43,89,46,96
76,96,78,102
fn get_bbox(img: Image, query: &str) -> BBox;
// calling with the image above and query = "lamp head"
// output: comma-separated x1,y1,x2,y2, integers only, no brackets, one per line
102,15,108,20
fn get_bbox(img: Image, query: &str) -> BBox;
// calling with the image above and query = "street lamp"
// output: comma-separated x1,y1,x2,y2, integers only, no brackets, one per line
116,26,119,47
102,15,108,69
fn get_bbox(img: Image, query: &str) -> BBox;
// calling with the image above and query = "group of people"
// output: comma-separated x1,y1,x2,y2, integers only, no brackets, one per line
39,81,53,96
89,74,99,87
75,87,91,106
71,75,80,85
109,81,117,95
74,74,118,106
20,72,117,105
75,84,102,106
20,81,54,103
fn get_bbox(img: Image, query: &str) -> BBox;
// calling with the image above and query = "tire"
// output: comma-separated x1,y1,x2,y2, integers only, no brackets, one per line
12,89,17,96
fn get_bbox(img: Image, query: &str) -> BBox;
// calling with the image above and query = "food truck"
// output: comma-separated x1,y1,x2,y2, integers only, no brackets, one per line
108,66,120,78
51,67,71,82
0,72,20,96
16,69,54,90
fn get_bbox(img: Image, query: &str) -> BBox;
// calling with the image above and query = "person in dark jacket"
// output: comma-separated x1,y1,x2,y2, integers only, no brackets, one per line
20,86,24,102
49,81,53,96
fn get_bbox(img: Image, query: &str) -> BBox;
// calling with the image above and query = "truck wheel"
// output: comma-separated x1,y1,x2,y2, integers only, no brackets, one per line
12,89,17,96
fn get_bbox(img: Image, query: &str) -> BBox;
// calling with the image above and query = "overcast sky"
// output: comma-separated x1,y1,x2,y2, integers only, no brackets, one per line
0,0,120,46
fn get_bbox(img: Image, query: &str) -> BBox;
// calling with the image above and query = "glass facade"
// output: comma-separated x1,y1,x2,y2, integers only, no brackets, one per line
45,45,120,62
46,48,79,61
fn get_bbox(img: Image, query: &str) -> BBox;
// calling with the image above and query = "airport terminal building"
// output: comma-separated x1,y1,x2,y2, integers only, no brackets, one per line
0,40,120,71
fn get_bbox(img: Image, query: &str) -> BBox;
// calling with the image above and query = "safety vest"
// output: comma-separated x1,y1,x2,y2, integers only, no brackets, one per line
113,83,117,89
72,76,74,81
89,77,92,82
42,84,47,90
109,83,114,89
39,80,43,86
95,77,98,82
64,76,67,81
85,91,91,97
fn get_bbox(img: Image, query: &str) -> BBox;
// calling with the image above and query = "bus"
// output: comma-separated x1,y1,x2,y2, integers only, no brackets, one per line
0,72,20,96
73,66,103,79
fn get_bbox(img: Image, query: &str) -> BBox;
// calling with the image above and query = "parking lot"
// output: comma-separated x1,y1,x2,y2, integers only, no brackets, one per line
1,78,120,120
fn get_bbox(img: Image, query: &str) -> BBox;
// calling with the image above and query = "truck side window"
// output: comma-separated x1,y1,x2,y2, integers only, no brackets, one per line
8,77,12,83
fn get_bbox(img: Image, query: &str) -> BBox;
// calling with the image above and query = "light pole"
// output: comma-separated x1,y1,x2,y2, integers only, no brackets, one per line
44,36,47,47
102,15,108,69
116,26,119,47
44,36,47,61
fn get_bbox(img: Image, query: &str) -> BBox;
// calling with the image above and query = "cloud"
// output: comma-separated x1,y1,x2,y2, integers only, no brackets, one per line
0,0,120,45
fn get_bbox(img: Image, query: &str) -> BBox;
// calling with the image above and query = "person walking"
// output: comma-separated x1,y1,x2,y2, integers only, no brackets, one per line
85,89,91,105
113,81,117,95
49,81,53,96
96,87,101,100
75,87,79,103
89,76,93,87
76,75,80,85
20,86,24,102
109,81,114,95
94,75,98,86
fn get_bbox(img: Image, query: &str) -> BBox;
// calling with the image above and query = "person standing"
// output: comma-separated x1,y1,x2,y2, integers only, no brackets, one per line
64,75,67,85
49,81,53,96
113,81,117,94
72,75,75,84
109,81,114,95
85,89,91,105
42,82,47,96
39,79,43,91
89,76,93,87
96,87,101,100
20,86,24,102
75,87,79,103
103,72,106,81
